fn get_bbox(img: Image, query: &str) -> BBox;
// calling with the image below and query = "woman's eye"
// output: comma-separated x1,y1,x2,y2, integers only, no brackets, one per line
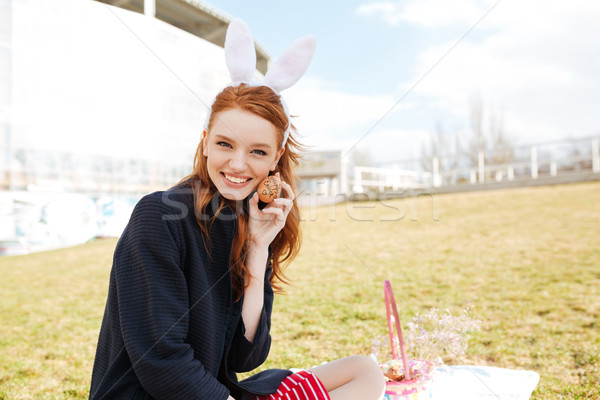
252,149,267,156
217,141,232,148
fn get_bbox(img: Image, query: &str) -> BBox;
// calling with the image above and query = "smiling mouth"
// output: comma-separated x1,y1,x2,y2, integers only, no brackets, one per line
222,173,251,184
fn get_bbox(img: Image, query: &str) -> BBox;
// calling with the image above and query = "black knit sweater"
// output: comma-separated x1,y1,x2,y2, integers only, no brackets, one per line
89,184,291,400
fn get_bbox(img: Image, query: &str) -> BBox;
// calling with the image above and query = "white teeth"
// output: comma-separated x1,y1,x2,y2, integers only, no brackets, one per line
224,174,249,184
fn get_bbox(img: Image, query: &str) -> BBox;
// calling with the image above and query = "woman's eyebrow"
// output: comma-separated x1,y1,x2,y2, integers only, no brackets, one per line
214,134,272,150
251,142,273,150
214,134,235,143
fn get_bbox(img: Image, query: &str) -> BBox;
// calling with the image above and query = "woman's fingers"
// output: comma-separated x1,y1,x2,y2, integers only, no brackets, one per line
246,177,295,247
273,198,293,214
250,191,259,207
260,205,285,221
248,192,261,215
249,176,294,222
280,180,295,202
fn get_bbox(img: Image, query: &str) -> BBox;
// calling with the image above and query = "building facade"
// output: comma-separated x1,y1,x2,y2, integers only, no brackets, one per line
1,0,233,196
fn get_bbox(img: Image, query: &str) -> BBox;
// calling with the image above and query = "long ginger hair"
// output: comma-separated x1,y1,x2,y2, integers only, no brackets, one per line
180,84,303,300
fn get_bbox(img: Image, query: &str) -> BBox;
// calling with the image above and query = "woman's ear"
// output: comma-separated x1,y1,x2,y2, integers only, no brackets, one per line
270,147,285,171
202,130,208,157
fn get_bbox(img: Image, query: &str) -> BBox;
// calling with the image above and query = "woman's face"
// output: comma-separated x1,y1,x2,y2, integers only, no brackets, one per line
203,108,284,201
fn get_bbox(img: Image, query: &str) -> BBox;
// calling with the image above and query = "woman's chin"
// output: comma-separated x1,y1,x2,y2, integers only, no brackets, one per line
219,189,254,202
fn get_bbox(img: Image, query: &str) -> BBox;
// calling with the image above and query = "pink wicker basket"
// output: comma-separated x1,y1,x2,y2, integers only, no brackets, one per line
382,359,434,400
381,280,435,400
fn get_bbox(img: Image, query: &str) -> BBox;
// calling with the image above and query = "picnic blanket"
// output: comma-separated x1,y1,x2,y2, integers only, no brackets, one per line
429,365,540,400
292,364,540,400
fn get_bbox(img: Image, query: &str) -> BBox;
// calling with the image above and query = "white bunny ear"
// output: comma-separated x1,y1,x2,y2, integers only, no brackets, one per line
224,18,257,83
264,35,316,93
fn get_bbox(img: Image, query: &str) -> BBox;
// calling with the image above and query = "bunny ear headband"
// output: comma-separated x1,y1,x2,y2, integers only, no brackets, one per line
204,18,316,148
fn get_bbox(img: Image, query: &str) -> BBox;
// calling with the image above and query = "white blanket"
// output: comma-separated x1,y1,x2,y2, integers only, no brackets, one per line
292,363,540,400
430,365,540,400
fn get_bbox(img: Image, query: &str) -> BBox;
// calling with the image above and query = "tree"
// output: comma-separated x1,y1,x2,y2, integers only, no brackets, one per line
467,93,486,167
467,94,515,176
488,106,515,165
420,122,462,173
421,95,516,185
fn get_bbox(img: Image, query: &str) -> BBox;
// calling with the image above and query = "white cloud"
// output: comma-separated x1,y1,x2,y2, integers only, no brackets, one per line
359,0,600,143
356,0,495,28
284,77,414,153
353,128,432,165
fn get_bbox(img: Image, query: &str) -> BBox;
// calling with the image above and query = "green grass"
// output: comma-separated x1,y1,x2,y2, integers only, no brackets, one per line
1,182,599,399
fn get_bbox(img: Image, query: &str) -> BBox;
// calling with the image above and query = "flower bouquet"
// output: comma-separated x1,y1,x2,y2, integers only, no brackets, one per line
373,280,480,400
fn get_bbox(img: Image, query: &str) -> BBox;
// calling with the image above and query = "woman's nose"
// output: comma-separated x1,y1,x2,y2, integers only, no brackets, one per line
229,151,247,171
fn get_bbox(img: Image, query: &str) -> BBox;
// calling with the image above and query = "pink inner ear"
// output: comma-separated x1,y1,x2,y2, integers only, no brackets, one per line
225,18,257,83
265,36,316,93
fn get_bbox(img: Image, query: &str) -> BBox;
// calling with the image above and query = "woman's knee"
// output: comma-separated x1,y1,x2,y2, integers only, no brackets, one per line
348,355,379,370
348,355,386,397
311,355,383,387
346,355,385,381
311,355,385,400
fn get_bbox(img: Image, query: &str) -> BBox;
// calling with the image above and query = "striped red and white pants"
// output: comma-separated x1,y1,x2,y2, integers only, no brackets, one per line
254,370,330,400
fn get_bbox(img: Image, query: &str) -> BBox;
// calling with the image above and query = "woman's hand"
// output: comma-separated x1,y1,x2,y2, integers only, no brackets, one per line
242,175,294,342
247,173,294,250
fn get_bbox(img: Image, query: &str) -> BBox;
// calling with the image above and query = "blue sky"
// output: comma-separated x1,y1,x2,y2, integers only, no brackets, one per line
204,1,600,165
203,0,421,94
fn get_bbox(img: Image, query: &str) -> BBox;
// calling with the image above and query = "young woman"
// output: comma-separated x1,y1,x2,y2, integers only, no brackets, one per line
89,19,385,400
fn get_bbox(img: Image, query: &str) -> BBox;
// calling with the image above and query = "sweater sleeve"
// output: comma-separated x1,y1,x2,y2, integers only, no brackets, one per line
114,193,229,400
228,267,274,372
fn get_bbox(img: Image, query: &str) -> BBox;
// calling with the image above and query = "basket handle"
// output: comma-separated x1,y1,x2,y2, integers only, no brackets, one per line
384,280,412,380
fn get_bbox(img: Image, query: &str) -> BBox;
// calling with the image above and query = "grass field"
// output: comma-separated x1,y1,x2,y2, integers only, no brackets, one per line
1,182,599,399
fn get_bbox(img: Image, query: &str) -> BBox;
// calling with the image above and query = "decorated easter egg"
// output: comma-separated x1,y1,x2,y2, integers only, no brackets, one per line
257,175,281,203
